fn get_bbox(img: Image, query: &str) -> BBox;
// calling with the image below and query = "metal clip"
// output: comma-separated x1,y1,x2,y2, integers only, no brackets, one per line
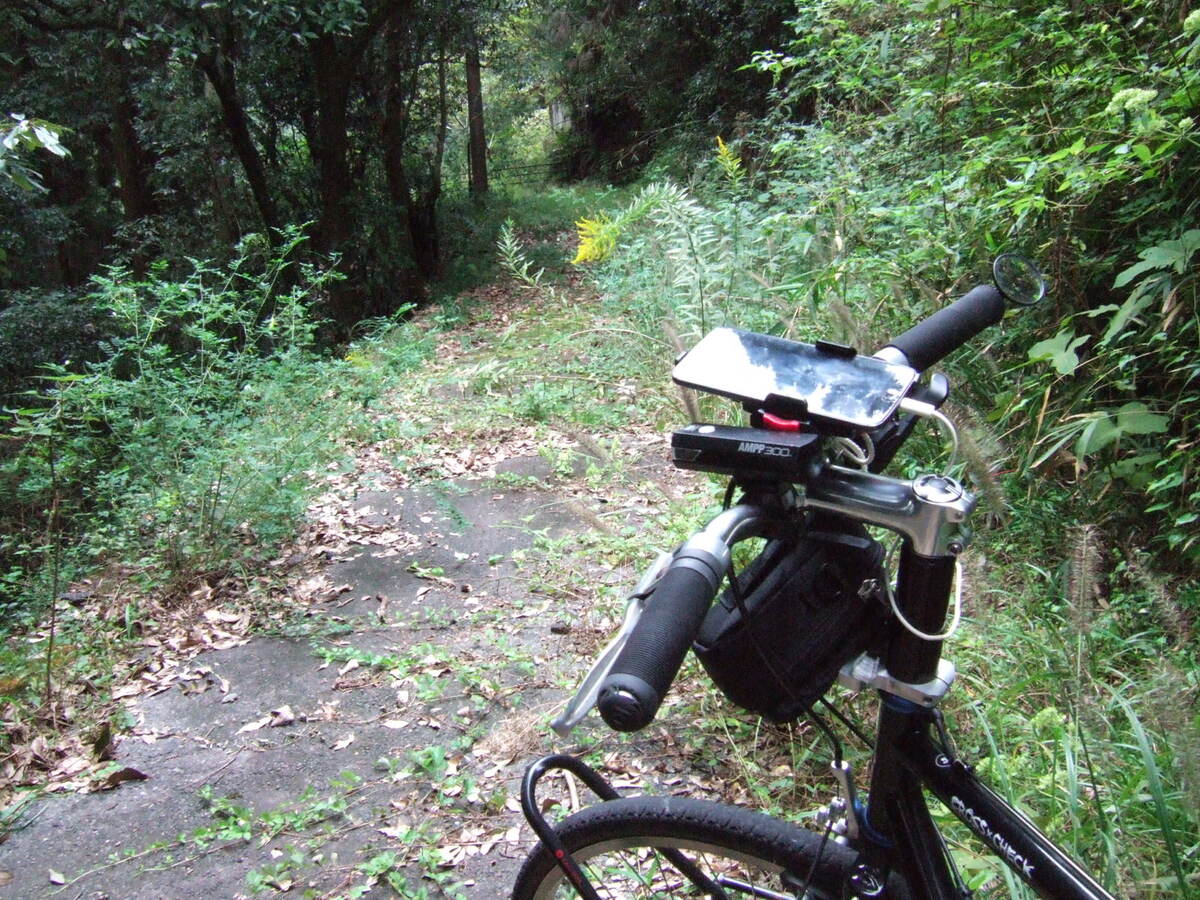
837,653,957,707
830,760,862,841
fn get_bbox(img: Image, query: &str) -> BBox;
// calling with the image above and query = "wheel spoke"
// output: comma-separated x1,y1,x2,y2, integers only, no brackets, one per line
562,844,791,898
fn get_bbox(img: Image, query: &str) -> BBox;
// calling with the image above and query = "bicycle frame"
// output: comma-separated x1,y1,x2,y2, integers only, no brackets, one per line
538,457,1118,898
863,695,1115,899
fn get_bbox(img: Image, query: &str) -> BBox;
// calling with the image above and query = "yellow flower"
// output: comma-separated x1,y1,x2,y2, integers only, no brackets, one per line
572,214,616,265
715,135,743,184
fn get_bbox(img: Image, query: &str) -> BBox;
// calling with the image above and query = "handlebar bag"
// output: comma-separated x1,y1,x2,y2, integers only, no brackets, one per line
692,521,887,722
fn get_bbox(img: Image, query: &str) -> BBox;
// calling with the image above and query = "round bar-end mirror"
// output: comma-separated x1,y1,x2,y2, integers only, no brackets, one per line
993,254,1046,307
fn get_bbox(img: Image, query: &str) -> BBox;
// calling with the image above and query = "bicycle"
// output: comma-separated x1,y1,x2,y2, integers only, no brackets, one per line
511,256,1118,899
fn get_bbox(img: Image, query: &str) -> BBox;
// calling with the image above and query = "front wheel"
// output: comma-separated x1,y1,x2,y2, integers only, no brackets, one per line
511,796,911,899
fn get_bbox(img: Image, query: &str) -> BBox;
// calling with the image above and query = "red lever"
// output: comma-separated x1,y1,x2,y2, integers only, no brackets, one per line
762,412,802,432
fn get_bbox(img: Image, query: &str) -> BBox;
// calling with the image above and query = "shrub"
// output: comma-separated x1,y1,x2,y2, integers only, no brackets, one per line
0,228,429,621
0,289,110,404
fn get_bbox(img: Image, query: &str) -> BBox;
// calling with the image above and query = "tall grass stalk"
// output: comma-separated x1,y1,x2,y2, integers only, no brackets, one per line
1116,695,1193,898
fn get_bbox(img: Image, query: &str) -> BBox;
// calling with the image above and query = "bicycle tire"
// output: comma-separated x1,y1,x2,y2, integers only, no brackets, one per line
511,796,911,899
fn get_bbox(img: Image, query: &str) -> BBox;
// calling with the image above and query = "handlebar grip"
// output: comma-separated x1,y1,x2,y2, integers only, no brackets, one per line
883,284,1005,371
597,549,726,732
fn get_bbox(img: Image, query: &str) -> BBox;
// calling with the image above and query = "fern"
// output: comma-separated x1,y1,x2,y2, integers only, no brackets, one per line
496,219,546,289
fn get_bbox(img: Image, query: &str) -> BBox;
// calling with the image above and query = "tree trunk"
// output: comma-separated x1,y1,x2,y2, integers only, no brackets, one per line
305,2,411,326
102,47,156,223
383,23,448,281
465,30,488,197
382,25,413,213
407,198,440,279
310,35,356,260
197,49,282,241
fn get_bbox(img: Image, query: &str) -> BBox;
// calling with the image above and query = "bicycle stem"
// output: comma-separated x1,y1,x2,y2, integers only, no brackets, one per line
802,463,975,559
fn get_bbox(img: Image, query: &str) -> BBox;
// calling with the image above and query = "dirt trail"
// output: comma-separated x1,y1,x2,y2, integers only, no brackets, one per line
0,282,699,898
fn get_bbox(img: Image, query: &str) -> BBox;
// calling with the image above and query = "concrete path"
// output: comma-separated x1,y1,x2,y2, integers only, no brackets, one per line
0,451,640,899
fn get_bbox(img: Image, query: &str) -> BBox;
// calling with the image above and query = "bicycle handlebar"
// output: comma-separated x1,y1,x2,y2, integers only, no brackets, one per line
597,544,729,732
588,284,1012,733
881,284,1005,372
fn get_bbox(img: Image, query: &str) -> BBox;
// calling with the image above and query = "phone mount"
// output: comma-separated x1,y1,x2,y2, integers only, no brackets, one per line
672,328,918,438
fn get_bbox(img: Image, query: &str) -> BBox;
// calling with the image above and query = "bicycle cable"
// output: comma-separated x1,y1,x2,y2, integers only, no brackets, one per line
898,397,960,469
721,479,737,510
716,500,849,900
831,432,874,469
817,696,874,750
794,815,839,898
886,557,964,642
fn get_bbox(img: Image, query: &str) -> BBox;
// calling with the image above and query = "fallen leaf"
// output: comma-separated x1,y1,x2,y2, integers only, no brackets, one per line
48,869,65,885
102,766,149,789
237,716,271,734
51,755,91,778
203,609,243,625
337,659,360,677
332,733,355,750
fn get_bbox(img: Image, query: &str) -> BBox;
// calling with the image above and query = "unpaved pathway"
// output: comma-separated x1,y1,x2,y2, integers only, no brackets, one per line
0,282,706,899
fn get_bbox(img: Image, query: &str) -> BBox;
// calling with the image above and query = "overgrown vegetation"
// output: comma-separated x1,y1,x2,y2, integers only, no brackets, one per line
549,2,1198,894
0,232,433,762
1,0,1196,894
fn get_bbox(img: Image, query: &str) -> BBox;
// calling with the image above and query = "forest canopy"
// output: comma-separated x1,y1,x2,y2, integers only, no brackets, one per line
1,0,1196,561
0,0,788,332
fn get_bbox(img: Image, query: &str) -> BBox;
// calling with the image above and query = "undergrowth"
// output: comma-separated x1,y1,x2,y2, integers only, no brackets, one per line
0,229,433,775
542,5,1199,891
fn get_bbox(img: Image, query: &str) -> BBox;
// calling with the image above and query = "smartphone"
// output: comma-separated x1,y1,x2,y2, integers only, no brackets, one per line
672,327,917,431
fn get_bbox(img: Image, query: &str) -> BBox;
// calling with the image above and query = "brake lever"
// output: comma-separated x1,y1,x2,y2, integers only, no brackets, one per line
550,549,675,737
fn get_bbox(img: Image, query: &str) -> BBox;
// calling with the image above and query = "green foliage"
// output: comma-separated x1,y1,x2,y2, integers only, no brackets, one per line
0,289,111,403
496,218,549,290
550,3,1198,890
0,229,431,619
550,0,793,178
732,0,1200,573
0,114,68,193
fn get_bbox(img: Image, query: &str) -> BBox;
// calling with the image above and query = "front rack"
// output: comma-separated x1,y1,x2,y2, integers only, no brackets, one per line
520,754,731,899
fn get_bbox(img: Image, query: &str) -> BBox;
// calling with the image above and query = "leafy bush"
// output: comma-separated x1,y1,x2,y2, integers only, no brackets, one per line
0,289,110,403
560,4,1199,890
0,229,430,621
732,0,1200,575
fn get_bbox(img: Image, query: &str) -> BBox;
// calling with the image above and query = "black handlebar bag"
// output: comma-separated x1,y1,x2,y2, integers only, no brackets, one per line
692,521,888,722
